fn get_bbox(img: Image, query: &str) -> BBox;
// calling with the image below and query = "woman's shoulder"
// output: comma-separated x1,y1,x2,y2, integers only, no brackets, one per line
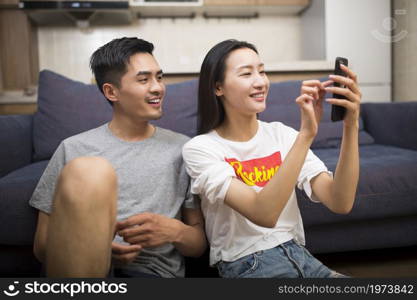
259,120,298,134
184,132,216,148
183,132,222,157
183,135,228,166
257,121,300,148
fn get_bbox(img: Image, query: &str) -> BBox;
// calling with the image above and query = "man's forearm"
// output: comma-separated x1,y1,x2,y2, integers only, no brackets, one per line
172,219,207,257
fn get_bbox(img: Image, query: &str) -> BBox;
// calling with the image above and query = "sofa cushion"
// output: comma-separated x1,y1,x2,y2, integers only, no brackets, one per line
0,160,49,245
305,216,417,254
0,115,32,177
33,70,112,161
258,80,374,149
362,102,417,151
152,79,198,137
297,144,417,227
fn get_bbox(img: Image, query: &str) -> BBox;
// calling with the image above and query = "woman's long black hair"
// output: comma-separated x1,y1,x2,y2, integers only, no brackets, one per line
197,39,258,135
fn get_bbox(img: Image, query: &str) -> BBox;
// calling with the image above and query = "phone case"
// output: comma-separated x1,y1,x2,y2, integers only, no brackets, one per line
331,57,349,122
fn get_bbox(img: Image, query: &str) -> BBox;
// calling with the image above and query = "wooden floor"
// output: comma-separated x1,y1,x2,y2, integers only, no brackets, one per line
316,245,417,278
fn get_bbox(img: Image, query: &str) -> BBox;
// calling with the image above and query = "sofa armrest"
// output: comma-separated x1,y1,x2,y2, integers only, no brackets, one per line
0,114,33,177
361,102,417,150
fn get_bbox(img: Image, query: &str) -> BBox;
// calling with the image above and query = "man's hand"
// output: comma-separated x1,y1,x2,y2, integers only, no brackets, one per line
117,213,182,248
111,242,142,266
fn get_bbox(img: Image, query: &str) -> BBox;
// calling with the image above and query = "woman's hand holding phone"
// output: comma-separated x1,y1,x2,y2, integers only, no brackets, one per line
296,61,362,139
326,64,362,128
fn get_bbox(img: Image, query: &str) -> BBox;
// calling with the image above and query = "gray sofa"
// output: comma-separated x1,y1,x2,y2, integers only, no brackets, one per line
1,70,417,277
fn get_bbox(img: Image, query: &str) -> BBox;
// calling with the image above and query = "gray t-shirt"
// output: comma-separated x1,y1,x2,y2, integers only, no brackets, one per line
30,123,196,278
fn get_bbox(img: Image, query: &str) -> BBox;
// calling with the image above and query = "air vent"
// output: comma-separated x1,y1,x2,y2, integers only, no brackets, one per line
19,1,132,27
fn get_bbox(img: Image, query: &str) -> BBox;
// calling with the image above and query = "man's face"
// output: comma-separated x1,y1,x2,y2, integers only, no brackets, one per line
113,52,165,121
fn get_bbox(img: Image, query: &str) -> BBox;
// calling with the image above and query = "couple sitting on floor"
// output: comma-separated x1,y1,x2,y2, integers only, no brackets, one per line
30,37,361,278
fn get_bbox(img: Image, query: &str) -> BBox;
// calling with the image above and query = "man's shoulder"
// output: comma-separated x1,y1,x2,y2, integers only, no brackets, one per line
155,127,190,146
62,124,108,146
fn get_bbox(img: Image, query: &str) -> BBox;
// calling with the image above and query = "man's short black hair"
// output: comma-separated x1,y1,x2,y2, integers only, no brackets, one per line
90,37,154,105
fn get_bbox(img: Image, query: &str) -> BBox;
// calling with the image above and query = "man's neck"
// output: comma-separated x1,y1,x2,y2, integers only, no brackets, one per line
108,114,155,142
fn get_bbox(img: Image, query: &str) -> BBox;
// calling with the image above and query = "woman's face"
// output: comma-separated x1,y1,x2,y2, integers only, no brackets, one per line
216,48,270,117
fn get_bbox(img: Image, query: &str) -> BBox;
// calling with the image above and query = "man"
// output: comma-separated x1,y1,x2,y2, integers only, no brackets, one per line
30,37,207,278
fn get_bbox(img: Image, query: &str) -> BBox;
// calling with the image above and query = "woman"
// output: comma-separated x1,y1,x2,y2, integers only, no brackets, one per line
182,39,361,278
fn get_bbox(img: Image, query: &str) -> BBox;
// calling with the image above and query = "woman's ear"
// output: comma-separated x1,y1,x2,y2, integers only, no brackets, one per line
215,82,224,97
103,83,118,104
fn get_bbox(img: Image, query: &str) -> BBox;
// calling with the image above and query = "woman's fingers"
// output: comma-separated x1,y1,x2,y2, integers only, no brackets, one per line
329,73,361,96
301,80,333,99
296,93,314,105
325,98,355,109
301,86,320,99
322,80,334,87
319,80,333,99
324,86,358,103
340,64,358,83
302,79,322,87
301,80,324,95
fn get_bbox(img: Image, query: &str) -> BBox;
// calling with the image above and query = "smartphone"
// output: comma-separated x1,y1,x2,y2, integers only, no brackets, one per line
331,57,349,122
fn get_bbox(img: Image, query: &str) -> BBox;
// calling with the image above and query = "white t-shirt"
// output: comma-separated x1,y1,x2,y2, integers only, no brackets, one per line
182,120,331,266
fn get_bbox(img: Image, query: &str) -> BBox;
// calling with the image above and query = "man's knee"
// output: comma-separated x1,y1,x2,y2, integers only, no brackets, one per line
60,156,117,186
55,156,117,210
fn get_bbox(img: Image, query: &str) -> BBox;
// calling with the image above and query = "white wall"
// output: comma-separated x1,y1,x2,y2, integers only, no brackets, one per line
300,0,392,102
325,0,391,102
37,0,393,103
38,15,301,83
300,0,325,60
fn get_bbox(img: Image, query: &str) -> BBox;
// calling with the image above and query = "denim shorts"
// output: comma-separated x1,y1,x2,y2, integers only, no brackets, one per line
217,240,349,278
